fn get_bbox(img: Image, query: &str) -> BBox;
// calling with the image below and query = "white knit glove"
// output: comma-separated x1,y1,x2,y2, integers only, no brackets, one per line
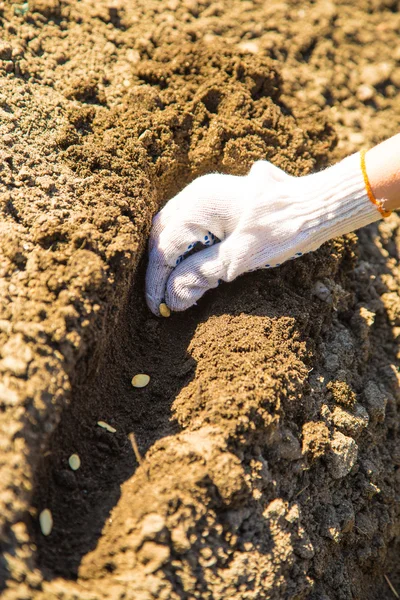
145,152,380,315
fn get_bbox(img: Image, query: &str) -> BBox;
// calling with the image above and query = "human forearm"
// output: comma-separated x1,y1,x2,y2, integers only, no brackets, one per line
366,133,400,212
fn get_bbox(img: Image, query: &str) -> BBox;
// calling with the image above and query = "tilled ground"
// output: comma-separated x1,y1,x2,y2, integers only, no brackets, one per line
0,1,400,599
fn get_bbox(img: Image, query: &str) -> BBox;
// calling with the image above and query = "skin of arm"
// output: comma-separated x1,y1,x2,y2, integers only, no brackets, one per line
366,133,400,212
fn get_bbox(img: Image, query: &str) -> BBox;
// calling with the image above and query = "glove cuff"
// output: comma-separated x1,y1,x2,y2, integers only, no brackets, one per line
298,152,384,252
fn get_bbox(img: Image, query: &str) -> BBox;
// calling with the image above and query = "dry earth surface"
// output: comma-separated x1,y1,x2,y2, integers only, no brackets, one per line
0,0,400,599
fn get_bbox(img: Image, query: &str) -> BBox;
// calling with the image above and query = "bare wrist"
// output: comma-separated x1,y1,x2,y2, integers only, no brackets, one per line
366,135,400,212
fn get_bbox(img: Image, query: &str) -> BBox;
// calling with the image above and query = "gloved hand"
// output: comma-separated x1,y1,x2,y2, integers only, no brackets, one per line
145,152,380,315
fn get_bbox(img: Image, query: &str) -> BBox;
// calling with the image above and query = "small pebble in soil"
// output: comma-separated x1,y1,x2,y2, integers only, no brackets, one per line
159,303,171,318
68,454,81,471
97,421,117,433
132,374,150,388
39,509,53,536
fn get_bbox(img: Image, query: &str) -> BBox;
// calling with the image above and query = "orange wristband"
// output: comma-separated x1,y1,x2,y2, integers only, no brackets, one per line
360,149,392,218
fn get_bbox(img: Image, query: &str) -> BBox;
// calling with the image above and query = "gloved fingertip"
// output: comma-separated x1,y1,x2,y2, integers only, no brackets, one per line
165,243,225,312
165,290,194,312
166,274,211,312
145,292,162,316
165,278,198,312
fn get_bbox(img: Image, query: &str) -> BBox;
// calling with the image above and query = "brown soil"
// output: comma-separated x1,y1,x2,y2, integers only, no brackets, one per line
1,0,400,599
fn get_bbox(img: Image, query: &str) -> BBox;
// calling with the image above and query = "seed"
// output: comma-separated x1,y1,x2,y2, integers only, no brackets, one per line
68,454,81,471
159,303,171,318
131,374,150,388
97,421,117,433
39,509,53,536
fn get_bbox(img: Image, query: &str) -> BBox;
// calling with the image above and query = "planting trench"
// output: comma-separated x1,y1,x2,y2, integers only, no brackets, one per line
31,226,400,600
1,0,400,599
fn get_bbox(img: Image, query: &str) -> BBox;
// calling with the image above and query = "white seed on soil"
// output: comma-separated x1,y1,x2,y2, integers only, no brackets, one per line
97,421,117,433
159,303,171,318
131,374,150,388
39,509,53,536
68,453,81,471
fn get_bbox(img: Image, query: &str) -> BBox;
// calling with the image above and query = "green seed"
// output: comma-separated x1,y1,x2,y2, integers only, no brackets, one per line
97,421,117,433
39,509,53,536
131,374,150,388
68,454,81,471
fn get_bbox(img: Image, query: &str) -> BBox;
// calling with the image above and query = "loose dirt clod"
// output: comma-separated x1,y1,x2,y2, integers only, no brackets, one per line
68,454,81,471
39,509,53,537
131,374,150,388
159,303,171,318
97,421,117,433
